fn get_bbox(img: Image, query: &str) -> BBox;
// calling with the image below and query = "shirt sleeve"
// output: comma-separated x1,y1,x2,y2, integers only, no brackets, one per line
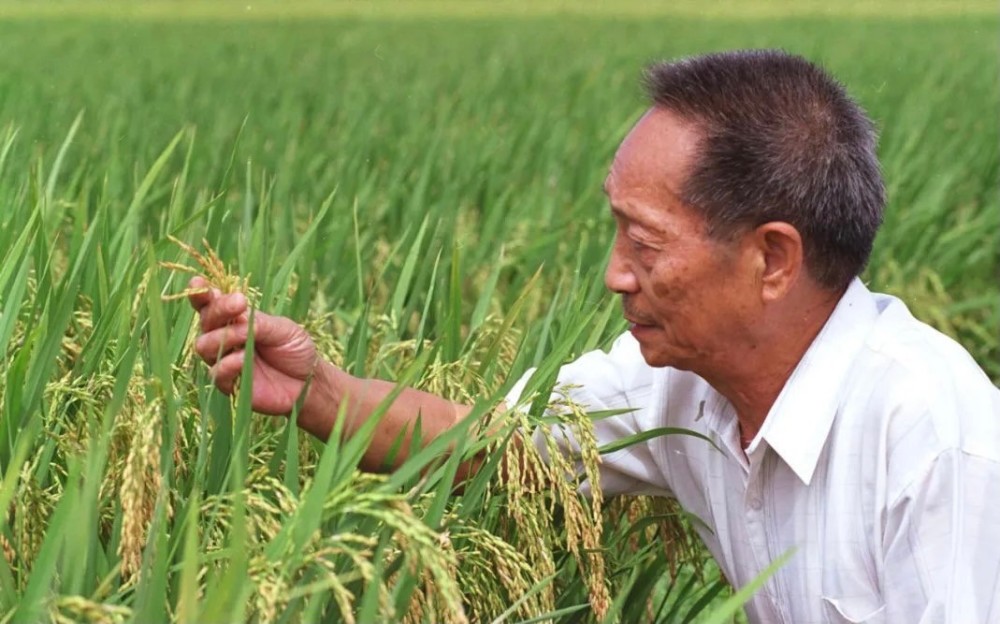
882,448,1000,623
503,332,673,498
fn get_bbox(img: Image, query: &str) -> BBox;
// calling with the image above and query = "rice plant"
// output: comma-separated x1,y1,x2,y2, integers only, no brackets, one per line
0,2,995,622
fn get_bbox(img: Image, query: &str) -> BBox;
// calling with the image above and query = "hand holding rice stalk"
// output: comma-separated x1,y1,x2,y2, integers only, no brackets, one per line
160,238,615,619
160,235,257,302
161,236,320,416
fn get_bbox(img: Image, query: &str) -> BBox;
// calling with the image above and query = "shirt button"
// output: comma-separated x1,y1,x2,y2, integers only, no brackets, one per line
749,498,763,511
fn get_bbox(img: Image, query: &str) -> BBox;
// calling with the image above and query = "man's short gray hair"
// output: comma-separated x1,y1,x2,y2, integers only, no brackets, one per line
643,49,885,290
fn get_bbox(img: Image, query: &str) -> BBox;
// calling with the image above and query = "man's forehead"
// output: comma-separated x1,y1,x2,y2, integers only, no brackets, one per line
603,107,701,207
603,159,687,208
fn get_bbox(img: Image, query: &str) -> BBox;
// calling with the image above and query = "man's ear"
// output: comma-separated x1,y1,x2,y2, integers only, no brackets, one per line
752,222,804,302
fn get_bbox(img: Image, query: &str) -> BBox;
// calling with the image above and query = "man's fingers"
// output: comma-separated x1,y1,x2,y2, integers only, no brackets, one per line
187,277,216,311
195,324,249,365
194,312,290,360
210,349,246,394
250,312,306,348
199,292,248,333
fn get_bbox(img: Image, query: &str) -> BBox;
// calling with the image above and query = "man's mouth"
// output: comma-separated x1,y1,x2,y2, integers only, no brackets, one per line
625,316,657,330
624,308,656,325
623,300,656,330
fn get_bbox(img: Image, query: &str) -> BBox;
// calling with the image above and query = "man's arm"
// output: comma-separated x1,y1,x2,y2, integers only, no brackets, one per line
298,360,473,472
187,277,669,493
882,448,1000,622
187,277,474,473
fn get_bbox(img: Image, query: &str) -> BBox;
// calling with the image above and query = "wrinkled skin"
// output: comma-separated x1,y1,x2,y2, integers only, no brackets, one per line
603,107,761,372
188,276,318,415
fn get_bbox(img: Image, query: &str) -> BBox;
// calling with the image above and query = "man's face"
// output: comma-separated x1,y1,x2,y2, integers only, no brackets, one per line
604,107,759,370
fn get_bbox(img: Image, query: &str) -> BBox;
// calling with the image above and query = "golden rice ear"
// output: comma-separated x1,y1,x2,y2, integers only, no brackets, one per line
158,287,210,302
159,237,260,304
493,387,612,620
117,391,168,583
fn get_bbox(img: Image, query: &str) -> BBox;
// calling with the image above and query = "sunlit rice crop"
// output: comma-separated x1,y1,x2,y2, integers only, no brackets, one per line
0,2,994,622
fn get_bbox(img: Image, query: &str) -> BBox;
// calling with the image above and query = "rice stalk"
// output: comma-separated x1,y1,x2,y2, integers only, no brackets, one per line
0,531,15,568
117,391,164,581
498,386,612,619
159,235,256,301
14,454,56,583
48,595,132,624
448,519,544,620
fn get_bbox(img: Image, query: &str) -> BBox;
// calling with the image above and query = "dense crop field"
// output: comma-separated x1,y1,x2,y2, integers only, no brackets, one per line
0,2,997,622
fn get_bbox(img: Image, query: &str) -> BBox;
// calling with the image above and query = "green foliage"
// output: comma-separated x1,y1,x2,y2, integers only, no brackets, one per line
0,2,995,622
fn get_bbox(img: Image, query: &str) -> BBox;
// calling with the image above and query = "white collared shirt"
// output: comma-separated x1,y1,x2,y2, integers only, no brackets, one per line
506,279,1000,623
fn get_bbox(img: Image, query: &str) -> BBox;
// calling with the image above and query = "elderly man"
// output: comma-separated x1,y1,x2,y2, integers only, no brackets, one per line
188,50,1000,623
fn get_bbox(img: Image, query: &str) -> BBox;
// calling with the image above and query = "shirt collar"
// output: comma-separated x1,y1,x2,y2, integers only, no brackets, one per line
746,278,879,485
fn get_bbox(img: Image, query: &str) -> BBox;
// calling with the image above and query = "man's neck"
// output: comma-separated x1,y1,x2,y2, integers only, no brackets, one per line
701,287,844,446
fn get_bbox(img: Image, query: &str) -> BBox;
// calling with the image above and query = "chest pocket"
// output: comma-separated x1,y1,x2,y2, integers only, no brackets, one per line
821,595,886,623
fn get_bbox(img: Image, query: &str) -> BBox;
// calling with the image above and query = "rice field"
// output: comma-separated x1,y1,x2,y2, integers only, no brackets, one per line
0,2,996,622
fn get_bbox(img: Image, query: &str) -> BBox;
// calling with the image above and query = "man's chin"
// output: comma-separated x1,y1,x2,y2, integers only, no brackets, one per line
635,337,696,371
635,341,673,369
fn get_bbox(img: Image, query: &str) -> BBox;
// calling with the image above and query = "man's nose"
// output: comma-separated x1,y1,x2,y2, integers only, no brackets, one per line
604,242,639,294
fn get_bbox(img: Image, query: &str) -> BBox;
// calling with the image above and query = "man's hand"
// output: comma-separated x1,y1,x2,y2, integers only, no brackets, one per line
186,276,475,473
187,276,318,416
